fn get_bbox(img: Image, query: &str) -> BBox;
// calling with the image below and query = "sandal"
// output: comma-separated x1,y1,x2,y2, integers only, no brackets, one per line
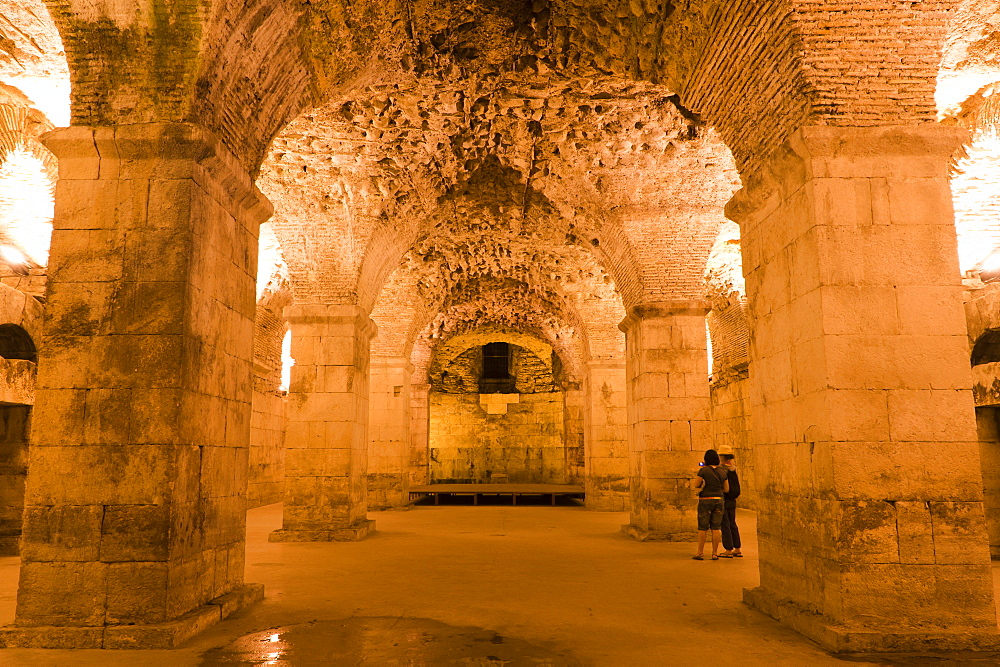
718,553,734,558
733,553,743,558
691,554,704,560
711,555,719,560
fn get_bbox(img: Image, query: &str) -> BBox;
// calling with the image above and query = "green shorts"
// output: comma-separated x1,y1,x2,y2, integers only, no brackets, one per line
697,498,724,531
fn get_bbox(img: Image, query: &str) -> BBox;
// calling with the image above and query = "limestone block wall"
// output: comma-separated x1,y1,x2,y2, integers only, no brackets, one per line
563,388,585,484
367,359,411,509
709,373,754,510
248,305,287,508
583,363,628,510
249,385,286,508
428,392,569,484
409,383,430,487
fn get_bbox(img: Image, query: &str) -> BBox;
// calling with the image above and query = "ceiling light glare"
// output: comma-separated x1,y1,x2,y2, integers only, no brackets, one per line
0,246,27,267
981,249,1000,274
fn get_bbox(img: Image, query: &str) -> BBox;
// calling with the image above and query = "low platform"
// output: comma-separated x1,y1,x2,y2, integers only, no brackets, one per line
409,484,585,506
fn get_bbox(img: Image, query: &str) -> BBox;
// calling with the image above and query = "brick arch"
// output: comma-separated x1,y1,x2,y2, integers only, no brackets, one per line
41,0,396,172
0,283,43,353
428,328,566,383
406,288,590,388
40,1,954,181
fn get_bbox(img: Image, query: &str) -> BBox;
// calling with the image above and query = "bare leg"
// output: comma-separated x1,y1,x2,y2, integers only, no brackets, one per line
711,529,721,556
696,530,707,556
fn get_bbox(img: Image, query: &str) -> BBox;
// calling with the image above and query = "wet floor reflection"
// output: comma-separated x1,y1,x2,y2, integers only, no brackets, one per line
200,616,581,666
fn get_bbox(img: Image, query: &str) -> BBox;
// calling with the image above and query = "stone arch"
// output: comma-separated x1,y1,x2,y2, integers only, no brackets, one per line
973,329,1000,366
6,0,983,651
427,327,568,385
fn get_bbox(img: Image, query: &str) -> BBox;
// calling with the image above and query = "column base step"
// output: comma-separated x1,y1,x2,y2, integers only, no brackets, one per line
269,519,376,542
0,583,264,649
621,524,696,542
744,585,1000,653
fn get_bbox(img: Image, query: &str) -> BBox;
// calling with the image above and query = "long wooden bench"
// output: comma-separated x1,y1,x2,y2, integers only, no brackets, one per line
409,483,585,506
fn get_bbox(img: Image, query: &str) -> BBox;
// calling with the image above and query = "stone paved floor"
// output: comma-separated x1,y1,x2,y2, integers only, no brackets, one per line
0,501,998,665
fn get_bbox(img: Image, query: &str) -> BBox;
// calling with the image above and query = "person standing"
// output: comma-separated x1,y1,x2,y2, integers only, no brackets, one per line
717,444,742,558
691,449,728,560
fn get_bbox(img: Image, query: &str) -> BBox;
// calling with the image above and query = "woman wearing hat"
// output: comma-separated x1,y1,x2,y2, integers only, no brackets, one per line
717,444,743,558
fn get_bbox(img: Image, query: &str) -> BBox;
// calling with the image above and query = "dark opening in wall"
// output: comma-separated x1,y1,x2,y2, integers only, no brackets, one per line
480,342,515,393
0,324,35,363
972,329,1000,366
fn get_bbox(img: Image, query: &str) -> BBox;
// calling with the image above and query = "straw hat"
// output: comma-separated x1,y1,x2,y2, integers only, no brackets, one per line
716,445,734,456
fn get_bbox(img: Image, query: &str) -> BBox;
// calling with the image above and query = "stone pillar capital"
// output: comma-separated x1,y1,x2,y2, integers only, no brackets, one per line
43,122,273,227
586,359,626,371
370,355,414,374
726,124,968,227
618,300,711,333
284,303,378,341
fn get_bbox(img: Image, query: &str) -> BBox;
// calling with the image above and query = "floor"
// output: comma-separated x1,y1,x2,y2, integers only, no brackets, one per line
0,501,997,665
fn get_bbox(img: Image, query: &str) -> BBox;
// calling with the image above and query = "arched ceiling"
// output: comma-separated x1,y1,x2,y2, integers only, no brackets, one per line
254,2,739,378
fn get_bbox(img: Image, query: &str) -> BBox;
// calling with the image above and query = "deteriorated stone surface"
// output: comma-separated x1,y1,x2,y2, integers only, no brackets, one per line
429,392,573,485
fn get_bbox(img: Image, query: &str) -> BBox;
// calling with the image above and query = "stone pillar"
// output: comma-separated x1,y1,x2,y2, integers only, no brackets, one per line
367,356,412,510
732,126,998,652
583,361,628,510
4,124,268,649
408,382,431,487
619,302,712,540
563,387,586,484
270,304,376,541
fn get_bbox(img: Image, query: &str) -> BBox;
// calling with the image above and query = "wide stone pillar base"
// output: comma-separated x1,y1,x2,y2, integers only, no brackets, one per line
744,586,1000,653
0,584,264,649
621,523,695,542
269,519,376,543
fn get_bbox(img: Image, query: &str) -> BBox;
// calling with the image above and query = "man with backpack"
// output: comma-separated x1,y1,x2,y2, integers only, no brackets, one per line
717,444,743,558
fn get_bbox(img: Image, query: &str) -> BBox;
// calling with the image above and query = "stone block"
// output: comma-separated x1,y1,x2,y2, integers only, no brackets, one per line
887,390,977,442
833,501,899,564
48,228,126,283
15,561,107,627
928,501,992,564
269,519,375,542
286,447,353,477
20,505,103,562
209,582,264,619
103,602,221,649
824,389,890,442
123,220,192,282
896,285,968,337
99,504,170,562
25,445,187,505
0,625,104,649
110,281,186,336
106,562,169,624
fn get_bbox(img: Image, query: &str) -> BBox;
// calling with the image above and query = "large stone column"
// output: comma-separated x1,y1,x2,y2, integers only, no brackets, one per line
408,382,431,487
733,126,998,652
367,356,412,510
583,361,628,510
270,304,376,541
4,124,268,649
619,301,712,540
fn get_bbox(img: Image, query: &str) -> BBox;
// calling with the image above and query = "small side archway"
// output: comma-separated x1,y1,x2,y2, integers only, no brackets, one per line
0,283,42,556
